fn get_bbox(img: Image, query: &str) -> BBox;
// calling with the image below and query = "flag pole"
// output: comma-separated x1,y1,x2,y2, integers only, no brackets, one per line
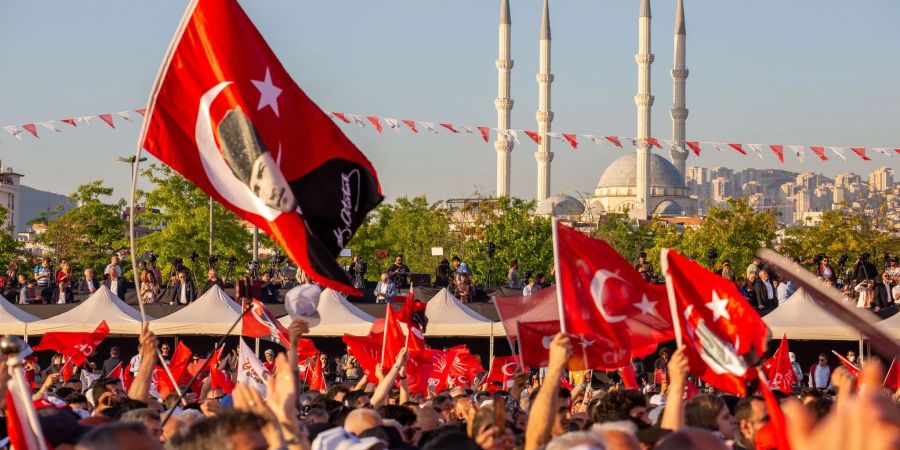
551,218,566,334
2,337,49,450
660,248,683,347
156,348,187,407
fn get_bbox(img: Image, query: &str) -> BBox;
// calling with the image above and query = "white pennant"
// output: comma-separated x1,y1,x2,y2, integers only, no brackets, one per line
873,147,892,157
547,131,565,142
384,118,401,131
748,144,765,160
38,121,60,133
3,126,23,140
788,145,805,163
348,114,366,127
116,111,134,122
460,125,474,134
711,143,726,153
237,339,270,396
583,134,603,146
828,146,847,161
508,129,521,144
77,116,93,125
420,121,438,133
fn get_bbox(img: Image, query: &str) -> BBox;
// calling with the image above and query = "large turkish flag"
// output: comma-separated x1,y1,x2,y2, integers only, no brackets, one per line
140,0,382,294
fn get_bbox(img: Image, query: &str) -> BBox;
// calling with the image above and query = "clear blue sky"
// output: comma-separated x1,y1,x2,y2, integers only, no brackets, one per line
1,0,898,203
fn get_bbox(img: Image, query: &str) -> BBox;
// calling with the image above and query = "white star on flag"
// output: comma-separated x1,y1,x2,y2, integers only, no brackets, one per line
633,294,659,318
251,68,283,117
705,291,731,322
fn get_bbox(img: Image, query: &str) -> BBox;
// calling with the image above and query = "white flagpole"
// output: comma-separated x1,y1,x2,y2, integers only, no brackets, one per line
157,348,187,406
5,340,49,450
660,248,684,347
551,218,566,334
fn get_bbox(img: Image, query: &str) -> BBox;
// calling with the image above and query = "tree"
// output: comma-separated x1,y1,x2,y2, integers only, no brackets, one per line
592,213,654,264
34,181,127,275
0,206,21,268
779,208,900,269
138,164,251,280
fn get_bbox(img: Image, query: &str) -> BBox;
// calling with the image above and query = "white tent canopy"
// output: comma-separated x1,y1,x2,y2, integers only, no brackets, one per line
424,288,500,337
763,288,880,340
874,308,900,340
0,295,39,336
278,288,376,336
151,286,243,335
27,285,152,335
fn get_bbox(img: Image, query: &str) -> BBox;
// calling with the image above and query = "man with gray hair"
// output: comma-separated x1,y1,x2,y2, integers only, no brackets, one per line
75,422,161,450
121,408,163,443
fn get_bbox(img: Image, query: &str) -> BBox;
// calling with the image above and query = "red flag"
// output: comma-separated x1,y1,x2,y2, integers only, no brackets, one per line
21,124,39,139
486,356,520,387
396,288,428,332
769,145,784,164
98,113,115,128
406,350,438,395
108,362,126,388
440,123,459,133
381,304,405,368
524,130,541,144
605,136,622,148
331,112,351,123
685,379,701,400
448,347,483,388
810,146,828,161
762,334,795,394
495,286,559,348
402,119,418,133
661,248,771,395
685,141,701,156
6,387,47,450
758,371,792,450
562,133,578,149
61,118,77,127
619,364,639,389
170,342,193,385
554,222,674,370
850,147,871,161
477,126,490,142
308,353,327,391
832,351,861,385
646,137,662,149
60,358,73,383
517,320,558,369
342,334,381,383
727,143,746,155
33,320,110,366
209,347,235,394
884,358,900,390
243,298,317,359
366,116,383,133
141,0,383,295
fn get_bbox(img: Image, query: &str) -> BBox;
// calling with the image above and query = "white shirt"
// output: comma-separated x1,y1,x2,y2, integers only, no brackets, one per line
180,283,188,303
58,288,66,304
764,281,774,300
86,279,96,292
110,279,119,295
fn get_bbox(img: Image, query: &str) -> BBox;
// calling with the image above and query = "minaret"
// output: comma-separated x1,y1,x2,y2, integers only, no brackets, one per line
495,0,514,197
633,0,653,219
535,0,554,201
670,0,689,180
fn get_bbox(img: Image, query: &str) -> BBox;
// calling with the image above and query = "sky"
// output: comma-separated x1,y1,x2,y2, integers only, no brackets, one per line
1,0,899,203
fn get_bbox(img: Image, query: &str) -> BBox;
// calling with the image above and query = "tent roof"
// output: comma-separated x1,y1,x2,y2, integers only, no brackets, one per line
0,295,39,336
278,288,376,336
150,286,243,335
874,306,900,339
27,285,152,335
424,288,500,337
763,288,879,340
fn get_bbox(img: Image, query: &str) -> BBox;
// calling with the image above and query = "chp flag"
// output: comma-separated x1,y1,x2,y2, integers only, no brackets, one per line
552,220,674,370
661,248,772,395
139,0,382,295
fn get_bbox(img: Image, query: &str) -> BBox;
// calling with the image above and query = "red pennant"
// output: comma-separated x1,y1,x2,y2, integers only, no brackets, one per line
884,358,900,390
342,334,381,383
833,351,861,386
209,347,235,394
523,130,541,144
661,249,770,395
308,353,327,391
21,124,38,139
762,334,795,394
366,116,383,133
61,118,77,127
810,146,828,161
685,141,701,156
381,304,405,368
850,147,871,161
98,114,115,128
134,108,147,116
758,373,792,450
562,133,578,149
402,119,418,133
727,143,746,155
331,112,351,123
60,358,73,383
33,320,110,366
895,148,900,154
619,364,639,389
646,137,662,149
440,123,459,133
769,145,784,164
605,136,623,148
517,320,558,368
477,126,490,142
486,356,520,387
554,222,674,369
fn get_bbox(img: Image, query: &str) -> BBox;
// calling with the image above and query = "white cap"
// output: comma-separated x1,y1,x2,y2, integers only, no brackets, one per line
285,284,322,327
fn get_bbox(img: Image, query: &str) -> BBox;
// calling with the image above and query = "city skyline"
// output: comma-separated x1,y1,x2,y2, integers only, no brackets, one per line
2,0,899,203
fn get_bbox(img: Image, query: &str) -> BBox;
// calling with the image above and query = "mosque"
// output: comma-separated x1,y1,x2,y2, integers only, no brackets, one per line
494,0,697,220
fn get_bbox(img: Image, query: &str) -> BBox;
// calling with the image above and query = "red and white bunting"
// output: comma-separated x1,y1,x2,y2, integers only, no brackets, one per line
402,119,418,133
685,141,701,156
38,121,60,133
770,145,785,164
384,117,401,132
562,133,578,149
366,116,382,133
116,111,134,122
523,130,541,145
748,144,765,160
420,121,438,134
97,113,115,128
728,143,746,155
440,123,459,133
605,136,623,148
810,146,828,161
477,126,490,142
3,126,23,140
828,146,847,161
788,145,805,163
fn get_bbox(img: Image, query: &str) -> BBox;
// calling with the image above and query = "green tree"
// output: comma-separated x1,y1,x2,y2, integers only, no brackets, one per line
138,164,251,280
779,208,900,268
592,213,654,263
0,206,21,267
34,181,127,275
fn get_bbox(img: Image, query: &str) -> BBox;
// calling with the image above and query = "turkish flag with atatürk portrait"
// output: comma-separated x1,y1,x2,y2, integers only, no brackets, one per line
140,0,382,294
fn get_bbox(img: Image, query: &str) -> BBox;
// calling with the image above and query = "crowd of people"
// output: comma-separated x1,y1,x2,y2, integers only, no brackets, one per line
8,317,899,450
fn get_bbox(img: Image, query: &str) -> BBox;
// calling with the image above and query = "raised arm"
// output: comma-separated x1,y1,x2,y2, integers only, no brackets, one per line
525,334,572,450
660,346,689,431
128,324,159,402
371,348,408,408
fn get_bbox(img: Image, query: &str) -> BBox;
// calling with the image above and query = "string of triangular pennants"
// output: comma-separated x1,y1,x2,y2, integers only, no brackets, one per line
2,108,898,163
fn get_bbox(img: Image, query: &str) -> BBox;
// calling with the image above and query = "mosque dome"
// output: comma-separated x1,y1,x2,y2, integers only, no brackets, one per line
535,193,585,217
596,153,687,190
